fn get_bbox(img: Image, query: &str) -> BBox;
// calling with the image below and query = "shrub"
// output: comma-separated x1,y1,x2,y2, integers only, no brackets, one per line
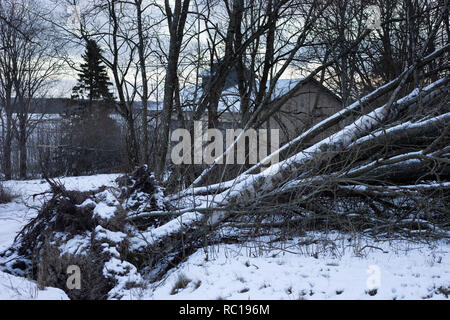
0,183,16,204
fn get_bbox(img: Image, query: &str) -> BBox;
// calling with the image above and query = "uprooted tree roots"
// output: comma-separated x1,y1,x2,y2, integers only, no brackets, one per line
0,166,168,299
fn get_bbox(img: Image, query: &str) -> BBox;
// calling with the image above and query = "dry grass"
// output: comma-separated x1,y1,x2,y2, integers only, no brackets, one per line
170,273,191,295
0,183,16,204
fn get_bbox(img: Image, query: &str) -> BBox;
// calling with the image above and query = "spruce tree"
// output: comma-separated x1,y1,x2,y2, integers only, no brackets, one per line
61,39,122,176
71,39,114,103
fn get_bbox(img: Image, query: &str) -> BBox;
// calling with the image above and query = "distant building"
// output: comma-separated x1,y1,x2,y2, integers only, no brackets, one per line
180,74,343,146
264,78,342,145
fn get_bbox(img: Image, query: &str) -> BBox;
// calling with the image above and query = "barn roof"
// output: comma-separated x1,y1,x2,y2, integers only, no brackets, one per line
180,77,342,114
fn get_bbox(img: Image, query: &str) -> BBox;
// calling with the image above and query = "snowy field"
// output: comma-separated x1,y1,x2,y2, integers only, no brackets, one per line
145,237,449,300
0,174,449,300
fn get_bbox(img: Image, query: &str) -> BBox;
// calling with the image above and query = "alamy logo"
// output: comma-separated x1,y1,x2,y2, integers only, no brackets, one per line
366,5,382,30
171,121,280,166
66,265,81,290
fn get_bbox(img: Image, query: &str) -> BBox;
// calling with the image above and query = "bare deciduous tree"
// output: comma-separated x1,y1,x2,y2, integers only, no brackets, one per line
0,0,62,179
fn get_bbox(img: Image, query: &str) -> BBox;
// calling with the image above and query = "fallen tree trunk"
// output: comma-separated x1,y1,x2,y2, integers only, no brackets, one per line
132,78,448,221
205,78,448,209
191,44,450,187
347,113,450,158
170,80,448,203
127,77,449,258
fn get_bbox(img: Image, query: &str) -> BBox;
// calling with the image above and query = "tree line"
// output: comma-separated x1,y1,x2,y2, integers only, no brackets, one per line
0,0,448,183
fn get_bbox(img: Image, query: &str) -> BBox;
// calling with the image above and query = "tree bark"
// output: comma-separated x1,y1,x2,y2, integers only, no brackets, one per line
155,0,191,180
2,112,13,180
18,114,27,179
135,0,149,165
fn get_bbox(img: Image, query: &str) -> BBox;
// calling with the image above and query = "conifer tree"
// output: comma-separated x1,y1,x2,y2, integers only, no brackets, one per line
71,40,114,103
61,39,122,176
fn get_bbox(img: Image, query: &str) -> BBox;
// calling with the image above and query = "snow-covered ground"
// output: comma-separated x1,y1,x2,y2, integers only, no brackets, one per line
0,270,68,300
144,236,449,300
0,174,448,300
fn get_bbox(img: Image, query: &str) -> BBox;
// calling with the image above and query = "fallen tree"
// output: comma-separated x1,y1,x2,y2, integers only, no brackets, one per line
121,74,448,283
146,76,449,215
190,43,450,187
